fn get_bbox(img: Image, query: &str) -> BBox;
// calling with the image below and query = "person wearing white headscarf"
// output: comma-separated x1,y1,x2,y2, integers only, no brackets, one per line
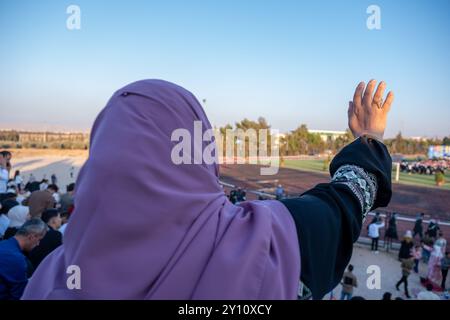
8,205,30,228
427,232,446,286
3,205,31,239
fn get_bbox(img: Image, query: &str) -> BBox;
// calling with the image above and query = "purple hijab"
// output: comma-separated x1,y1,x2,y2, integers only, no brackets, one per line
22,80,300,299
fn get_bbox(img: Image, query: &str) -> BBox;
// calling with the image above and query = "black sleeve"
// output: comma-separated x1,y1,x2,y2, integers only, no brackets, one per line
280,135,392,300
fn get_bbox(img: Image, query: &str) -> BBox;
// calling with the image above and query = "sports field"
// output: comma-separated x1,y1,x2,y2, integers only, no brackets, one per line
283,159,450,190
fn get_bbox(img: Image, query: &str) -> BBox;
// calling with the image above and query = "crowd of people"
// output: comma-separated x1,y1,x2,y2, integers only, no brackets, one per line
400,159,449,175
0,150,75,300
224,179,450,301
227,184,286,204
227,187,247,204
341,212,449,300
333,264,444,301
225,182,449,300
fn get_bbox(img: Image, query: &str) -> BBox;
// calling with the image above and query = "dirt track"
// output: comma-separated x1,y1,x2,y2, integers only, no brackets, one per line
219,164,450,220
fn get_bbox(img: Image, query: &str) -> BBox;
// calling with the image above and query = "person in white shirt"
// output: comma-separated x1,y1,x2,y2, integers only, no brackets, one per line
0,163,14,236
0,169,8,194
368,218,385,253
0,211,10,239
15,190,30,205
39,179,49,191
52,191,61,205
417,283,441,300
14,170,24,191
59,222,68,235
0,151,12,197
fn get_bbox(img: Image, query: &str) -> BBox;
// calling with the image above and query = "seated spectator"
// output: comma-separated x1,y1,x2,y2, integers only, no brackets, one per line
349,296,365,300
1,195,19,214
3,204,30,240
15,189,30,205
6,183,18,195
25,181,40,193
417,283,440,300
23,184,58,218
60,183,75,214
0,219,47,300
381,292,392,300
58,207,73,236
29,209,63,270
0,196,18,239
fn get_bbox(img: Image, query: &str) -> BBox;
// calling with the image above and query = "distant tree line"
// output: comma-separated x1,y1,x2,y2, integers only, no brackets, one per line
1,125,448,156
218,118,450,157
0,130,89,150
384,132,449,155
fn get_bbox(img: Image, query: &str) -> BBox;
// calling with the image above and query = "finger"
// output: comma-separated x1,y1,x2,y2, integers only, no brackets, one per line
373,81,386,107
348,101,355,131
353,81,364,108
348,101,356,118
363,79,377,105
382,91,394,113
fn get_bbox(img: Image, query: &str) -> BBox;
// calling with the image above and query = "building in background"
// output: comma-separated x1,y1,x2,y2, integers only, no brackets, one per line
308,130,346,143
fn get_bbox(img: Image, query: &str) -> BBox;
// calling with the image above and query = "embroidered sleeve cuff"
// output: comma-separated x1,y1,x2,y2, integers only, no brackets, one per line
331,164,378,221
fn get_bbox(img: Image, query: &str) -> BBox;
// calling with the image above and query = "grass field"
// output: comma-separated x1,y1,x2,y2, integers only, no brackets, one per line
283,159,328,174
284,159,450,190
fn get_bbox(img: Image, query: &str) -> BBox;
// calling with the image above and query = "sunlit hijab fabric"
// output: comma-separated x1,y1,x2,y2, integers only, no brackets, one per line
22,80,300,299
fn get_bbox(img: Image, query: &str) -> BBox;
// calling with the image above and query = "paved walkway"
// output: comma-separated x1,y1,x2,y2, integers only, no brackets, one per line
328,242,448,300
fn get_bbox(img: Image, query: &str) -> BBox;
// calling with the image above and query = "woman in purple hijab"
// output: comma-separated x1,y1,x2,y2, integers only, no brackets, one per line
22,79,393,300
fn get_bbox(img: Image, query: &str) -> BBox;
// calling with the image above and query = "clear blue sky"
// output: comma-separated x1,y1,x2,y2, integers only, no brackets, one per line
0,0,449,138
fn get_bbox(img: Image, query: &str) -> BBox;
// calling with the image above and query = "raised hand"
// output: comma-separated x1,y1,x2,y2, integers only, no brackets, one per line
348,80,394,141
